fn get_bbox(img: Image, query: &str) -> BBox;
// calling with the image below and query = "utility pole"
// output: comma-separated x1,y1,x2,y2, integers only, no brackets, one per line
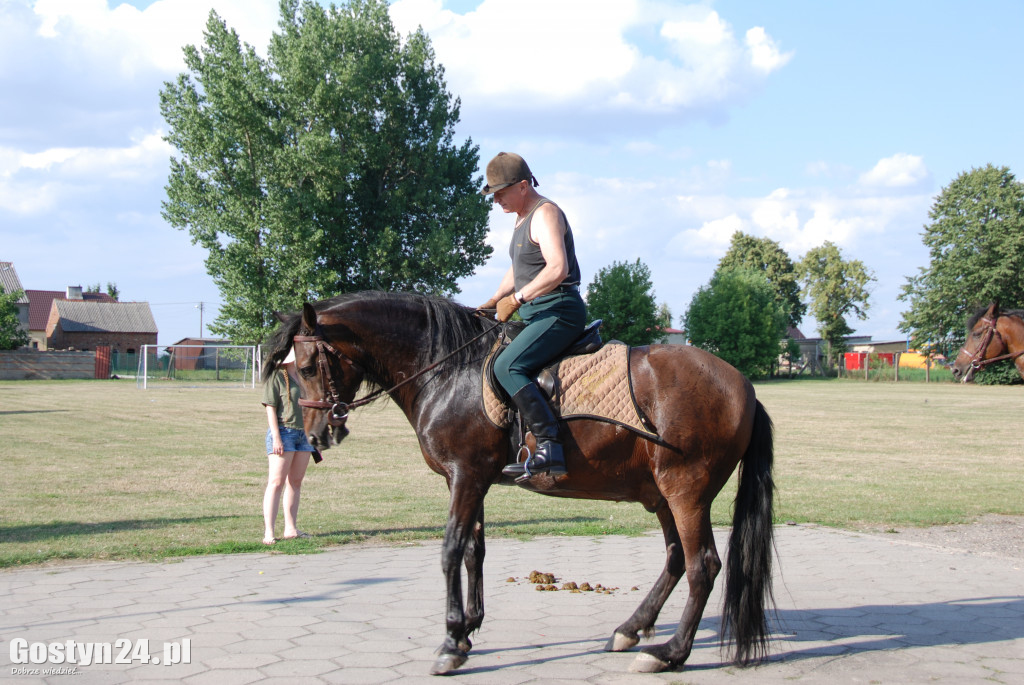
196,302,205,338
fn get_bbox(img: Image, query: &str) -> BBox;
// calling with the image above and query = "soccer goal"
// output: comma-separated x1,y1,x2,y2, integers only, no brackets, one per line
137,344,260,389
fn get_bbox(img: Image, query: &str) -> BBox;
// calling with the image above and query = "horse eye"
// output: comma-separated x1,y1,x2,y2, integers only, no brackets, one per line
299,366,317,379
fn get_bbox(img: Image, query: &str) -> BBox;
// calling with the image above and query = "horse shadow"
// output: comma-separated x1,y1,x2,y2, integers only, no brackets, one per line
454,595,1024,673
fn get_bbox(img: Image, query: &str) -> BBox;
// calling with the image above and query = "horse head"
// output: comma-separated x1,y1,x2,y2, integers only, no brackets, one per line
952,301,1004,382
291,302,365,450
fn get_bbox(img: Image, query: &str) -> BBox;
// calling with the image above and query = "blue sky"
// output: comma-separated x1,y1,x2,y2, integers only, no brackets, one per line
2,0,1022,346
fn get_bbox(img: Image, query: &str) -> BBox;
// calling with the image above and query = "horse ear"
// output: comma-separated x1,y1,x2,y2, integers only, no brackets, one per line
987,300,999,317
301,302,318,332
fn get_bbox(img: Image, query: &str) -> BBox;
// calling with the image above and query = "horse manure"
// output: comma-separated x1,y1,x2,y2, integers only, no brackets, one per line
579,582,593,591
544,584,558,591
562,581,578,591
528,570,556,584
506,577,516,582
631,586,640,591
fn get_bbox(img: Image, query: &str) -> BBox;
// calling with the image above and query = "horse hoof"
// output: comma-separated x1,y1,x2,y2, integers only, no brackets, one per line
429,652,467,675
605,631,639,652
629,652,671,673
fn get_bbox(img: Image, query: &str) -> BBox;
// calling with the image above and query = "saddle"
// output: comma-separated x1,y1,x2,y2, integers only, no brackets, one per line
482,321,659,441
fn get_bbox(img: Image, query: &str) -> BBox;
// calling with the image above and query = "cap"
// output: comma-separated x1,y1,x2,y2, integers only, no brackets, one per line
481,152,538,195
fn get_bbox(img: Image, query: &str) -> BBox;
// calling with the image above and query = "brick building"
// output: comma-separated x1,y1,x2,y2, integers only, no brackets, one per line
26,287,115,350
46,299,157,354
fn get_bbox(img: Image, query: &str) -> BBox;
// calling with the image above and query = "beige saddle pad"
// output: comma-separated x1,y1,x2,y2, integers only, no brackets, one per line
482,341,658,439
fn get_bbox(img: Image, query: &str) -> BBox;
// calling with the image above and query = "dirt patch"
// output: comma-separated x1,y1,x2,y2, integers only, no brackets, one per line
856,514,1024,560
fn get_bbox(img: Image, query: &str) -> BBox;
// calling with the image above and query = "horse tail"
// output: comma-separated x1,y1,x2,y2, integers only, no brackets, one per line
721,398,776,665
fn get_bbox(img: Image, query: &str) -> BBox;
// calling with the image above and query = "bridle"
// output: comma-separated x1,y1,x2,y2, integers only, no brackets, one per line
292,332,358,423
292,316,502,422
958,315,1024,382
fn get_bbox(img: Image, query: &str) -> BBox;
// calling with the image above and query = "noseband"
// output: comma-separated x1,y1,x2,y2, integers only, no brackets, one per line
959,315,1024,382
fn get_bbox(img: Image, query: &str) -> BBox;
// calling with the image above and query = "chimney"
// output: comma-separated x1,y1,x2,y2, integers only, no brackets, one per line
67,286,83,300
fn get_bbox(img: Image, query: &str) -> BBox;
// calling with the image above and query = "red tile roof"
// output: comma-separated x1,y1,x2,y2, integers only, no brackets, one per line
26,289,116,331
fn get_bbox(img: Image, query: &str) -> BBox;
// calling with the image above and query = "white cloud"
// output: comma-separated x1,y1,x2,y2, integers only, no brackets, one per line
745,26,792,73
31,0,278,75
859,153,930,189
668,214,745,258
389,0,790,115
0,132,172,213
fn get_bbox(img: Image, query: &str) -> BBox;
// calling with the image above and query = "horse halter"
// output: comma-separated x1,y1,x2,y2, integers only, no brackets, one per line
959,315,1024,382
292,333,356,423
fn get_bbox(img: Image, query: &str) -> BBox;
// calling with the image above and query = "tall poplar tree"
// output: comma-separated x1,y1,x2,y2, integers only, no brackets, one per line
797,241,874,367
160,0,491,342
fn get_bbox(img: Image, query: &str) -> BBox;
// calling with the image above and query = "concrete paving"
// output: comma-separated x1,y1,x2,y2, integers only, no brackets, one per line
1,524,1022,684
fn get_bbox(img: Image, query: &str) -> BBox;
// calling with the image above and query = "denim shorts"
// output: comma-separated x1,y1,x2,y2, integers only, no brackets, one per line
266,426,314,454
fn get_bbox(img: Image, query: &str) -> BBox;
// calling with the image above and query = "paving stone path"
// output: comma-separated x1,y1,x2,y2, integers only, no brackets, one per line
2,524,1022,684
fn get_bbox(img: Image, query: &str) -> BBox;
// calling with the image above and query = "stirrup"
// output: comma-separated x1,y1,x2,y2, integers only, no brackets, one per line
503,445,566,481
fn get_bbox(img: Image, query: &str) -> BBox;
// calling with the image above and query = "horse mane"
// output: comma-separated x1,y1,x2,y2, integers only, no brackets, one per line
261,291,497,388
966,304,1024,331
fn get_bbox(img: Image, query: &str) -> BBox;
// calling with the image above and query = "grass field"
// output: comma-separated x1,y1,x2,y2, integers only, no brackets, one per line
1,378,1022,567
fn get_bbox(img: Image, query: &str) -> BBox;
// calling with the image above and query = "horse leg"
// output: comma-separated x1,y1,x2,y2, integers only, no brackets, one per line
430,479,487,675
605,501,684,651
631,507,721,673
461,501,486,651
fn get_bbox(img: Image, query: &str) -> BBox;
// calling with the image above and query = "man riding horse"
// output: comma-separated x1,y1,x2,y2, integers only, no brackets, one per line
477,152,587,481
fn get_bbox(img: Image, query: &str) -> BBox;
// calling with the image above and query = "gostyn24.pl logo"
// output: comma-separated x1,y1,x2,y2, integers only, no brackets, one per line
10,638,191,670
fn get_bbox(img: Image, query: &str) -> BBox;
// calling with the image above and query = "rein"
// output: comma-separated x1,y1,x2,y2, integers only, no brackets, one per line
960,315,1024,382
294,315,503,420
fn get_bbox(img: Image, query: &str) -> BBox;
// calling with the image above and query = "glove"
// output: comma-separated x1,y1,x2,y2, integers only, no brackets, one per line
476,297,499,320
496,294,522,322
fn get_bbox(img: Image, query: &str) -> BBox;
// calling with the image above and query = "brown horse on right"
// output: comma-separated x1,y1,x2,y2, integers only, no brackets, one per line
951,301,1024,382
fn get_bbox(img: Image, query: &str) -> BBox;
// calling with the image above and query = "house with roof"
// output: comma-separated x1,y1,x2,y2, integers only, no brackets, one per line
0,262,30,338
46,298,157,360
26,286,115,350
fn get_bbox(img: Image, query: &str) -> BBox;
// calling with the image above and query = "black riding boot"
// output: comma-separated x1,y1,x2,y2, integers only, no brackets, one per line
502,383,567,480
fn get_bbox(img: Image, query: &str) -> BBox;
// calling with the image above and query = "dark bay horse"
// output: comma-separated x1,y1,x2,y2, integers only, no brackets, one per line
952,301,1024,382
263,292,775,675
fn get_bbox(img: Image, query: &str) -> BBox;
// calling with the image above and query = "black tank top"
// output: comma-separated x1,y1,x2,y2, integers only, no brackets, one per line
509,199,581,292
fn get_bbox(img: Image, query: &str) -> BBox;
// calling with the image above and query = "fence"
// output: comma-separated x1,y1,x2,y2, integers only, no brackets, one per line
0,350,97,380
841,352,953,382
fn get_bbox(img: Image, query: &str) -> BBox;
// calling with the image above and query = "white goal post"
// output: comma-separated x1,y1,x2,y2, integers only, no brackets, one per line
137,344,260,389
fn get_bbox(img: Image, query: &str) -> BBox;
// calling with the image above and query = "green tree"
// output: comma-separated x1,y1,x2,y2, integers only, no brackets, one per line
718,231,805,329
899,165,1024,355
86,282,119,300
160,0,491,343
797,241,875,367
586,258,664,346
0,286,29,350
683,268,787,379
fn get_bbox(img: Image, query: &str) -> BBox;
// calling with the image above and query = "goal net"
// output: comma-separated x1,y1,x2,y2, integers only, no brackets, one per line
137,344,260,389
